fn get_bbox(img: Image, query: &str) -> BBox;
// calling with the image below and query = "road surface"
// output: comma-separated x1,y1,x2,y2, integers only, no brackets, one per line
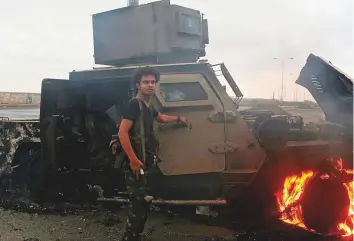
0,108,39,120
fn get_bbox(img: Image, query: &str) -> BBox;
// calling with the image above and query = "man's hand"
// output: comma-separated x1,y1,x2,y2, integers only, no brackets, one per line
157,113,188,124
178,116,188,125
130,158,144,180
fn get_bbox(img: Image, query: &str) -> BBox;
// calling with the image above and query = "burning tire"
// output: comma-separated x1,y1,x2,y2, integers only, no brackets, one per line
277,166,353,237
301,173,350,235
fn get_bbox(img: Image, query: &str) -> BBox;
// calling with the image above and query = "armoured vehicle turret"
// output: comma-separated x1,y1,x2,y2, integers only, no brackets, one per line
0,0,353,237
92,0,209,66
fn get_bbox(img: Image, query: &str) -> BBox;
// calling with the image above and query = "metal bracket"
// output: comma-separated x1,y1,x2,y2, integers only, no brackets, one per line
209,142,238,154
208,111,237,123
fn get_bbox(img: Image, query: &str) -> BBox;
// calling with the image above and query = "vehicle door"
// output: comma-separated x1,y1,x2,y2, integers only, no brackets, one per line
40,78,85,171
153,72,225,176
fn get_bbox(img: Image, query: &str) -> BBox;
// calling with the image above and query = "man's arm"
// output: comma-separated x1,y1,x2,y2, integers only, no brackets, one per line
157,113,188,124
118,119,141,165
118,99,144,170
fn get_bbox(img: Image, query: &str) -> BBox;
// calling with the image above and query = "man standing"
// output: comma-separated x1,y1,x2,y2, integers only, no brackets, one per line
118,67,187,241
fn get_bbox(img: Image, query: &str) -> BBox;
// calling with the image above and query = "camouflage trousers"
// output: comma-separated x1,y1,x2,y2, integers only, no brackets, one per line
120,167,150,241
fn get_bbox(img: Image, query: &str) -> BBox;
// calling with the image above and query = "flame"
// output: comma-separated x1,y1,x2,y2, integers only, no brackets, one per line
338,181,353,236
276,170,314,229
276,158,353,237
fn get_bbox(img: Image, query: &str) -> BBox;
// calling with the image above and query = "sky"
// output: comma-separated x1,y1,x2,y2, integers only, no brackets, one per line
0,0,353,101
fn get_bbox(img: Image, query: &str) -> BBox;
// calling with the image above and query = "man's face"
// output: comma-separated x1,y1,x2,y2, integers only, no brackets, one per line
137,75,157,96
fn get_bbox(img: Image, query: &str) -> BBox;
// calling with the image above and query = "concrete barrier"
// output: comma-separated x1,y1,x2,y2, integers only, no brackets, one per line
0,92,40,107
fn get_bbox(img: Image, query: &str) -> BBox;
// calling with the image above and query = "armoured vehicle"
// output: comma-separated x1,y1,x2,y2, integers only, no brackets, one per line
0,0,352,236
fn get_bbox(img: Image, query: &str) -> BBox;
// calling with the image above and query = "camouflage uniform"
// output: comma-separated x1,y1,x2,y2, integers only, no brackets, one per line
120,98,158,241
121,166,150,241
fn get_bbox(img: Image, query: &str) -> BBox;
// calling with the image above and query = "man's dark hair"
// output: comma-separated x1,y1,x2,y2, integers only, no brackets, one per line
132,66,160,85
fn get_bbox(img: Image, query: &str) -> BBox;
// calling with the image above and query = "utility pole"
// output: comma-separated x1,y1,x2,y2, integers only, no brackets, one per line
289,72,298,101
273,57,294,102
295,85,298,101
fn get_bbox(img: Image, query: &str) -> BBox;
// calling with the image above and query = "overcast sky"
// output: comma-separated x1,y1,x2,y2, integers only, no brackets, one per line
0,0,352,101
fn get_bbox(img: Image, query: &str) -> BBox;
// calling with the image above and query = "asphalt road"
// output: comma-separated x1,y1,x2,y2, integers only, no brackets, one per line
0,108,39,120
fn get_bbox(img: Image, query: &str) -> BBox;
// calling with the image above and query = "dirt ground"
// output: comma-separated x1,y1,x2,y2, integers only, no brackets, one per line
0,206,239,241
0,204,348,241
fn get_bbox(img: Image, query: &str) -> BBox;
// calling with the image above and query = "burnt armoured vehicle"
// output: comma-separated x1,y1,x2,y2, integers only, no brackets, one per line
1,0,353,237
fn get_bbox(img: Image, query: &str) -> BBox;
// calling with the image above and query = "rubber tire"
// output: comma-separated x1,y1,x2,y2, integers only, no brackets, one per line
301,174,350,235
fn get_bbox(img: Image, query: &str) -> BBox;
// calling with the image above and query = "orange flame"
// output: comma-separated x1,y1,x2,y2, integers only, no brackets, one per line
338,181,353,236
276,159,353,237
276,170,314,230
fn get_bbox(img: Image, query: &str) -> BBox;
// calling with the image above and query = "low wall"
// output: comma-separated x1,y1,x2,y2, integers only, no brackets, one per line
0,92,41,107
